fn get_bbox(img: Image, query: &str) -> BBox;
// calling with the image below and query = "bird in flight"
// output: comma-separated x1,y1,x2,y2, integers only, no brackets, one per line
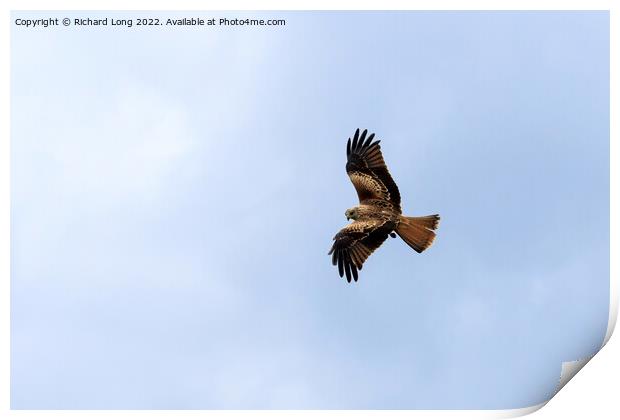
329,129,440,282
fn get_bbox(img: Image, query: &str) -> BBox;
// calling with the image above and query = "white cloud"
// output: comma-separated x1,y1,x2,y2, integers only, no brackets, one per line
49,83,196,203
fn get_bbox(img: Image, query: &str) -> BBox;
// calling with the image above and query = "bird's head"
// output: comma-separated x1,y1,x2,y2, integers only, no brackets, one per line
345,207,360,221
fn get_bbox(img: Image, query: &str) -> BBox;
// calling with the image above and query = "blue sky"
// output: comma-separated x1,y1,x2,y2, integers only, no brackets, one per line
11,11,609,409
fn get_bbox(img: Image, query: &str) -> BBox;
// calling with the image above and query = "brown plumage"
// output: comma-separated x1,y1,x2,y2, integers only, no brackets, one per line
328,128,440,283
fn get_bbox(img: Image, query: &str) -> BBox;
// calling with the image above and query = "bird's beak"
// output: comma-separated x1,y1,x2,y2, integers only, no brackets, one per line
346,216,350,221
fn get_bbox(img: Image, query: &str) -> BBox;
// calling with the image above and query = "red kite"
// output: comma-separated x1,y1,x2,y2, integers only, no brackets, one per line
329,129,440,282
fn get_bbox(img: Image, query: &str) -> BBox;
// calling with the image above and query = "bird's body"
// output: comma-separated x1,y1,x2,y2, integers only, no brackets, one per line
329,129,440,282
348,203,399,223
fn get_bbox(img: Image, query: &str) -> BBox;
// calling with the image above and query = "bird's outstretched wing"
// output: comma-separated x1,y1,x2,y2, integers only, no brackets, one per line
346,128,401,213
328,219,395,282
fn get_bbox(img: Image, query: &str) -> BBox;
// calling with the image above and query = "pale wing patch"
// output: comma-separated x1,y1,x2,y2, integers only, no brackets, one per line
348,171,390,202
340,219,377,234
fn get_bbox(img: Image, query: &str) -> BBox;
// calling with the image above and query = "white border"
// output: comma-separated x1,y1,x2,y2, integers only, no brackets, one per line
1,1,616,418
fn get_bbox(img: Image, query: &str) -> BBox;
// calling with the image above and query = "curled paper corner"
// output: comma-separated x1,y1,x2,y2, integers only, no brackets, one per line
495,356,597,419
550,292,619,396
531,300,618,414
555,355,595,394
494,401,547,418
603,290,618,346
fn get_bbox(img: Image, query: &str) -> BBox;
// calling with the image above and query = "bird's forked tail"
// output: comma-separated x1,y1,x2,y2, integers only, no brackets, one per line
396,214,440,253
